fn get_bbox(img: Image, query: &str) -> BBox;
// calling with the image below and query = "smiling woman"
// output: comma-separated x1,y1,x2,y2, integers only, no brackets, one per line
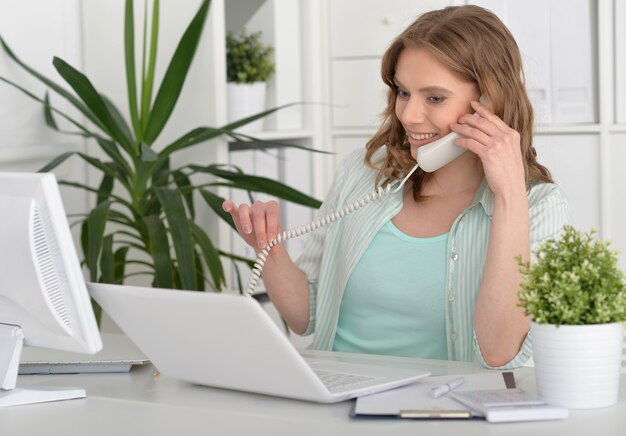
223,4,569,369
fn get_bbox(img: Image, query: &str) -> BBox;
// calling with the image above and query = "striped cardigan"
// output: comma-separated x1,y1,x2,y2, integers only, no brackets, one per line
296,148,570,369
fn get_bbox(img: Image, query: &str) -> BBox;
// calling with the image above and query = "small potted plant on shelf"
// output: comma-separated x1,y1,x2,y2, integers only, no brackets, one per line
226,29,275,133
517,225,626,409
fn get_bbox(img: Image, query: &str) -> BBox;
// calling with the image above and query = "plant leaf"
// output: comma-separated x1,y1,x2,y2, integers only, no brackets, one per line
0,75,114,143
190,222,225,291
193,165,322,208
143,0,210,144
97,172,115,206
100,234,115,283
114,246,130,284
144,214,174,288
43,91,59,130
140,0,159,136
59,180,133,212
38,152,76,173
124,0,141,138
199,188,236,231
101,93,135,148
52,56,135,153
77,152,130,190
95,137,133,176
172,170,194,219
86,201,111,282
0,36,105,131
221,103,298,132
154,187,197,290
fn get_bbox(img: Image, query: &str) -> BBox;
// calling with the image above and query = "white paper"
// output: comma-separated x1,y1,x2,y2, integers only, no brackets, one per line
354,372,507,416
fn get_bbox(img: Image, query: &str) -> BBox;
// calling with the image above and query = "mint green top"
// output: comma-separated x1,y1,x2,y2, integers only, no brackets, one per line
297,148,570,370
332,221,449,359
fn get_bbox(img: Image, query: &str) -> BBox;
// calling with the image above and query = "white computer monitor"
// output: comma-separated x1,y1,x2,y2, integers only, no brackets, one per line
0,172,102,407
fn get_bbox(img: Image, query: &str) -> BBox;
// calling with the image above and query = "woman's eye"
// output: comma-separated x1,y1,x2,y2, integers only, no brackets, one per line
397,89,410,99
428,96,446,104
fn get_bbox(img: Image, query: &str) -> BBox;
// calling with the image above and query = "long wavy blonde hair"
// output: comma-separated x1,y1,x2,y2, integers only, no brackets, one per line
365,5,552,199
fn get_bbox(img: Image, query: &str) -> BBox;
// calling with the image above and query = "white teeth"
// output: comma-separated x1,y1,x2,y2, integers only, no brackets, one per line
409,132,437,140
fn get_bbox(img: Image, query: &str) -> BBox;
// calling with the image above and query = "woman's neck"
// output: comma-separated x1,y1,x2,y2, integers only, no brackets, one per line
420,152,484,198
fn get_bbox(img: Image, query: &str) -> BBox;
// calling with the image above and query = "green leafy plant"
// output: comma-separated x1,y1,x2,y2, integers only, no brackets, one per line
226,29,275,83
0,0,321,297
517,225,626,325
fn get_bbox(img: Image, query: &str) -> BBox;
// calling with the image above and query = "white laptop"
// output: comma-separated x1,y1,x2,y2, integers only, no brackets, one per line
88,283,430,403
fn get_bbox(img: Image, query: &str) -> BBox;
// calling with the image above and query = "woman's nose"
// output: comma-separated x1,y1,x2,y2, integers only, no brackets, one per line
399,98,426,125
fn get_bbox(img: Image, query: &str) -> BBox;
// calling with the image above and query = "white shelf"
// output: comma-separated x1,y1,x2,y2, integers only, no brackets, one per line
534,124,601,134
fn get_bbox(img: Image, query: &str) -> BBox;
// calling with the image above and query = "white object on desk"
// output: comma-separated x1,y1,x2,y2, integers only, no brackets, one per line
19,333,149,374
88,282,430,404
431,376,465,398
450,388,569,423
354,372,508,418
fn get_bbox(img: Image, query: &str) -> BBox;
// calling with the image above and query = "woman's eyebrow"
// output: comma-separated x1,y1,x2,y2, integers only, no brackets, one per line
418,86,454,95
392,80,454,96
392,78,405,88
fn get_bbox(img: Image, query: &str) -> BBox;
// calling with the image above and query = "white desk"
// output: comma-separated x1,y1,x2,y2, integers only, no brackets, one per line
3,350,626,436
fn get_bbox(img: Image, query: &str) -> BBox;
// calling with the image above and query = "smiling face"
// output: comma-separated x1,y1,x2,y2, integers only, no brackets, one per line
394,47,480,161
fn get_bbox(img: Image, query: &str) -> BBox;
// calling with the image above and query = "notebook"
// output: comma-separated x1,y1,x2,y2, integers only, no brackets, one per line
353,372,511,419
354,371,568,422
19,333,149,374
87,283,431,403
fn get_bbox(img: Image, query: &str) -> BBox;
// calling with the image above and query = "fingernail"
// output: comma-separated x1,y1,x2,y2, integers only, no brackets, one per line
268,233,275,242
223,204,231,212
242,224,252,234
258,240,266,249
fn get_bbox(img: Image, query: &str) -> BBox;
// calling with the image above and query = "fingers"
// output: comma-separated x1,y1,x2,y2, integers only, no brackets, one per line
222,199,281,251
452,99,520,154
470,99,510,131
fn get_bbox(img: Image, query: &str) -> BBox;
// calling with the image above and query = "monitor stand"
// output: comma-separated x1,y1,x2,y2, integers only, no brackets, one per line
0,323,85,407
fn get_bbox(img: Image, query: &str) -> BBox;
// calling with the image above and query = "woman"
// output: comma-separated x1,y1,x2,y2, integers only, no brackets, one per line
222,5,569,369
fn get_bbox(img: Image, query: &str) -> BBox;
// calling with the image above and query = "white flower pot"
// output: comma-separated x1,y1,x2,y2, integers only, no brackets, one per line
227,82,267,133
531,321,624,409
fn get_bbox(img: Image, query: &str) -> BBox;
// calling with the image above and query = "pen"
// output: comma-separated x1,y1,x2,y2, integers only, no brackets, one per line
399,409,471,419
430,377,465,398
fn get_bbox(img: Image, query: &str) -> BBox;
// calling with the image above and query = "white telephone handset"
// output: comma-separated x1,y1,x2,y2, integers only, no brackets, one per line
416,131,465,172
244,100,485,295
417,95,488,172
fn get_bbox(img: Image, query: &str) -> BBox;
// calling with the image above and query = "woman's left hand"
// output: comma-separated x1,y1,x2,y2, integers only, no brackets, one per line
451,99,526,198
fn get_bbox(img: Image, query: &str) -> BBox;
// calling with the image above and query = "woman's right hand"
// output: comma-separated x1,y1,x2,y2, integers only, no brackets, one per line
222,199,283,253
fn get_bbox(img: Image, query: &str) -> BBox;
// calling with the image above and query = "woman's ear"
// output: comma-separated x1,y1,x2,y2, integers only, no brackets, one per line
479,95,492,110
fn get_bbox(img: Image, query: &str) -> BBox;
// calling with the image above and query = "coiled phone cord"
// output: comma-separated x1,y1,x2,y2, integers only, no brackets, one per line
244,163,420,297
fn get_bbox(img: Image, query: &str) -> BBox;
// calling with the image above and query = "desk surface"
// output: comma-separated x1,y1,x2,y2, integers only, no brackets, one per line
4,349,626,436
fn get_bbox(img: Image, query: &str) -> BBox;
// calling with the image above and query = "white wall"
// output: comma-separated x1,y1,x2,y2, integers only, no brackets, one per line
0,0,88,230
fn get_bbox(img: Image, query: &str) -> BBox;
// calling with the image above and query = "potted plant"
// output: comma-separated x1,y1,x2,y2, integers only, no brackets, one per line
0,0,320,310
517,225,626,409
226,29,275,133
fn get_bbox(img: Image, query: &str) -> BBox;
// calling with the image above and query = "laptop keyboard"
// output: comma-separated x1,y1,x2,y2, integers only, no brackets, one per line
313,369,380,391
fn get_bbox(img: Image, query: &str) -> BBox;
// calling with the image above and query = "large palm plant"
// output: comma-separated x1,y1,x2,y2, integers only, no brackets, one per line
0,0,321,296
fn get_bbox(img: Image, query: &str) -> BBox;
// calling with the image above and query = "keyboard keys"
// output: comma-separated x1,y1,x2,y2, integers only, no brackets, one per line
313,369,380,391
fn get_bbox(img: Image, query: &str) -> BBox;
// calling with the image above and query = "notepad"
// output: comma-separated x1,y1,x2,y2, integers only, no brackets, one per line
353,372,510,419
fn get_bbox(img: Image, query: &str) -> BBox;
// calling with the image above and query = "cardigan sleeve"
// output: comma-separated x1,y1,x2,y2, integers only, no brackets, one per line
297,153,352,336
473,183,570,369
